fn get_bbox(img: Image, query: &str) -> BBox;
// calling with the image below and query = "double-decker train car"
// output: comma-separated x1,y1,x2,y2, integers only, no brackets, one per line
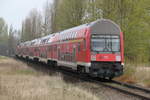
16,19,124,79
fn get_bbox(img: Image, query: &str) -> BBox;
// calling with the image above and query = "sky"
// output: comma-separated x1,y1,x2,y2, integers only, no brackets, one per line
0,0,53,30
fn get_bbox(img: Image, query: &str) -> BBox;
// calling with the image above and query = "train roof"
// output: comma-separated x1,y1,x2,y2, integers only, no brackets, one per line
54,19,121,42
58,19,121,34
19,19,121,47
88,19,121,35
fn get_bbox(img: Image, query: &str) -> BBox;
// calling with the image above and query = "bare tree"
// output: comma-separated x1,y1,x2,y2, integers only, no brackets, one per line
42,0,53,35
21,9,43,41
51,0,60,33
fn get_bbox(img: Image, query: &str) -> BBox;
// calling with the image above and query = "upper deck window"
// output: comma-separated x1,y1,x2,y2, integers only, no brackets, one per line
91,35,120,53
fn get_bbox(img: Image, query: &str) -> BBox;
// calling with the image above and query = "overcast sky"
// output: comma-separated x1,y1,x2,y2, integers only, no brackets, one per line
0,0,53,30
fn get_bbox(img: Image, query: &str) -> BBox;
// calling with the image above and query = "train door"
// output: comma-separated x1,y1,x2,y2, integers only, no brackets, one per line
73,47,76,62
45,46,48,58
58,47,61,60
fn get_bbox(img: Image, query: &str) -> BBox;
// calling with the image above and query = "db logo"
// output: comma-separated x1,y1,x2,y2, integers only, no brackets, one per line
100,56,108,59
91,55,96,60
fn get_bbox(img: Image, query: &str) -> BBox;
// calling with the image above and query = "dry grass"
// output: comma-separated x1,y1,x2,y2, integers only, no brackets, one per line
0,58,99,100
0,56,7,59
134,67,150,87
115,63,150,88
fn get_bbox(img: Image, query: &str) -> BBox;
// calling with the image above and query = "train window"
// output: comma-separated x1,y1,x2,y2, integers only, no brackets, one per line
66,45,69,51
91,35,120,53
112,39,120,52
58,48,61,60
34,48,37,52
48,46,51,51
54,45,57,51
52,46,54,51
73,48,76,62
51,46,53,51
25,48,28,52
78,43,81,51
83,39,86,49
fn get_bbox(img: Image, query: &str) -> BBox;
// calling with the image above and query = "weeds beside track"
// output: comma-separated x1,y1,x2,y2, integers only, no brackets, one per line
16,57,150,100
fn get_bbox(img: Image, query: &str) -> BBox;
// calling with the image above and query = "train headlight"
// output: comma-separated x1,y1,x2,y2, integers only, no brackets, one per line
116,56,121,61
121,63,124,66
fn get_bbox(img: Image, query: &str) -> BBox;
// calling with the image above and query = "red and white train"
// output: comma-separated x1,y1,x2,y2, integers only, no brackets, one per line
16,19,124,79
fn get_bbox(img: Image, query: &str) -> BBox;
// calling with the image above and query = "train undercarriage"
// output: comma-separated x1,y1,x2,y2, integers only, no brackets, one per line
89,62,123,79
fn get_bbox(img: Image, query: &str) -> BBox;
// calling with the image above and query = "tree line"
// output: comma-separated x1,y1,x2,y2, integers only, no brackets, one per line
0,18,19,56
0,0,150,63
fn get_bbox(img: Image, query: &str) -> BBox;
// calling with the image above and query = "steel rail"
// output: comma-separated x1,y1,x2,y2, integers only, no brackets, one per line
111,80,150,93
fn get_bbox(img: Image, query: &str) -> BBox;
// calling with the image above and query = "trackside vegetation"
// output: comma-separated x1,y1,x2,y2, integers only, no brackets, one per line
0,58,99,100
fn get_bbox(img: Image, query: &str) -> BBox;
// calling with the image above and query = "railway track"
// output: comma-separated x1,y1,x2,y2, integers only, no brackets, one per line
59,69,150,100
106,81,150,100
16,57,150,100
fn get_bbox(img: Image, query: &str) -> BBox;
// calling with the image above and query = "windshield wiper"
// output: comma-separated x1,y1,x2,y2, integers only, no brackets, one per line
112,51,116,54
92,49,99,53
102,47,111,52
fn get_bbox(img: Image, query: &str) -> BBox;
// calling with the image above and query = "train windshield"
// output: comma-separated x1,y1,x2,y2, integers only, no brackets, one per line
91,35,120,53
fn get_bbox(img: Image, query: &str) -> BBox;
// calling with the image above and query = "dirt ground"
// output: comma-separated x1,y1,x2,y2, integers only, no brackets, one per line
0,57,99,100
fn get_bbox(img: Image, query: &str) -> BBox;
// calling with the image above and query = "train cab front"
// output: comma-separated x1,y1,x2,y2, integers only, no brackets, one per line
88,19,124,79
90,35,123,79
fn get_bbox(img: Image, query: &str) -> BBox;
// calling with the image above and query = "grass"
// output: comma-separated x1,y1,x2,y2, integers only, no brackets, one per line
115,62,150,88
143,79,150,87
115,63,137,84
0,57,99,100
0,56,7,60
